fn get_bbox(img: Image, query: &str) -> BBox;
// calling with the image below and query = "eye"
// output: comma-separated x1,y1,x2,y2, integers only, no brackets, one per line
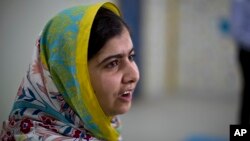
129,54,136,61
106,60,119,68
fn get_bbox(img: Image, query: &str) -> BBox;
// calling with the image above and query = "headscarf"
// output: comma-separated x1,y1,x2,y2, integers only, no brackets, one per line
1,2,122,141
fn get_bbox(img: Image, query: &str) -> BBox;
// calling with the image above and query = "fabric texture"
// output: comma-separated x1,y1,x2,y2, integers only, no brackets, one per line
1,2,122,141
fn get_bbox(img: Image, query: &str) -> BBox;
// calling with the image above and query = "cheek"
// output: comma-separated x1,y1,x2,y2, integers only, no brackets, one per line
99,74,121,93
93,73,121,98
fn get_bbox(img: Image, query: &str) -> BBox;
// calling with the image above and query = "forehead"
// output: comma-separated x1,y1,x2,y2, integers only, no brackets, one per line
96,28,133,57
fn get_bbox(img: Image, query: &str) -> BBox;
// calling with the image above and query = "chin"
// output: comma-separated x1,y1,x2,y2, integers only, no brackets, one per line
110,103,132,116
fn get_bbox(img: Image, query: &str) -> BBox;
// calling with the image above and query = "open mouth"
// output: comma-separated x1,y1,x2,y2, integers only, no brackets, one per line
121,91,131,97
118,90,133,102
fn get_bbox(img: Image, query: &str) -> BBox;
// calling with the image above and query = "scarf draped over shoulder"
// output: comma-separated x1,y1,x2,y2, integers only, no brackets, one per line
1,2,121,141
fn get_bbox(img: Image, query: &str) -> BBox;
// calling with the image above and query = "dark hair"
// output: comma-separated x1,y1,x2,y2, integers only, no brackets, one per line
88,7,130,60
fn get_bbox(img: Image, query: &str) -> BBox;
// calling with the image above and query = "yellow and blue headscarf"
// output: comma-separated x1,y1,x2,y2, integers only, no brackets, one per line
1,2,121,141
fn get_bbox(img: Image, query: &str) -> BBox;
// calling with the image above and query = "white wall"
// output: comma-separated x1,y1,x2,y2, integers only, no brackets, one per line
178,0,240,95
141,0,168,98
141,0,239,98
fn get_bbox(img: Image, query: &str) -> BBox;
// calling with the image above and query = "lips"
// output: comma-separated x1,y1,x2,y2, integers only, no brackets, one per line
119,89,133,97
118,89,134,102
121,91,131,97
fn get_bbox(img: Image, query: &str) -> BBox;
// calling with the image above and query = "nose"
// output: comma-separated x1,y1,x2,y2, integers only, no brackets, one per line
122,61,140,84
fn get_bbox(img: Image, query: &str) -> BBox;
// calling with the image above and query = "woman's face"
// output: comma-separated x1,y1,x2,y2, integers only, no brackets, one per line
88,28,140,116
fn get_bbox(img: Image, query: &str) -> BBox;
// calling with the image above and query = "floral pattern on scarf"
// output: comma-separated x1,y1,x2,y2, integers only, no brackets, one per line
1,2,122,141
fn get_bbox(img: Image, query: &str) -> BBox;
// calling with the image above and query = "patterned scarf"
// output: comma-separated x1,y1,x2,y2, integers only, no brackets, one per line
1,2,122,141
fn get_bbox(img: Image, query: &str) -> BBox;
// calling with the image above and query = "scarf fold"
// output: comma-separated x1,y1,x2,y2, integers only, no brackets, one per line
1,2,122,141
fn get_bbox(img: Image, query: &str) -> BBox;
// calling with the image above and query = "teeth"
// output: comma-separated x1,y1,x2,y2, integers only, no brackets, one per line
121,91,130,96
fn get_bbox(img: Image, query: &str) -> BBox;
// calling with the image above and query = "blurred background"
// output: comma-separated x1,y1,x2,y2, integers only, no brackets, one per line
0,0,240,140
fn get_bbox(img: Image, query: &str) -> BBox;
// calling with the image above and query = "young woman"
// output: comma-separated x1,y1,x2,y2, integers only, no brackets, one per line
0,2,139,141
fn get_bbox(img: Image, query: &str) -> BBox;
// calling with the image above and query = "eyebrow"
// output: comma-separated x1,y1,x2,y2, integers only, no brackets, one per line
99,48,134,65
